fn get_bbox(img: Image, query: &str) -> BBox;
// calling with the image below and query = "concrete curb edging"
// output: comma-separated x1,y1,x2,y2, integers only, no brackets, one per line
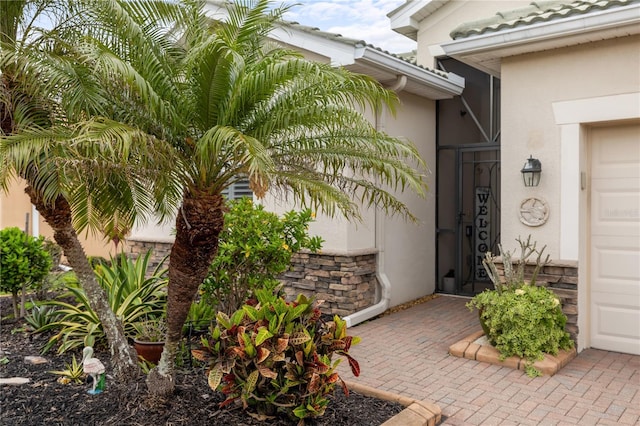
343,380,442,426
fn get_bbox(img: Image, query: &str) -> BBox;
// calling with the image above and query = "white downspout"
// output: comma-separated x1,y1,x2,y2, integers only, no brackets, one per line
31,205,40,237
344,75,407,328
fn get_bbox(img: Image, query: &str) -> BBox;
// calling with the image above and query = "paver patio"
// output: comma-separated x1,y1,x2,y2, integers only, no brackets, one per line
339,295,640,425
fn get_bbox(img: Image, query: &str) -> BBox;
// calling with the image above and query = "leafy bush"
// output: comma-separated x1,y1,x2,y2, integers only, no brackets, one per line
0,227,52,318
192,290,360,421
201,199,322,315
467,236,573,376
38,251,167,353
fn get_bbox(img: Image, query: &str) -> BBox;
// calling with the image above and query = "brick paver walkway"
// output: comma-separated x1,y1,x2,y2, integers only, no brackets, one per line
340,296,640,425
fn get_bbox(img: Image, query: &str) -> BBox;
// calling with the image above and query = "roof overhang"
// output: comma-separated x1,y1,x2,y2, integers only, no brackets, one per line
387,0,449,41
350,45,464,100
441,2,640,77
270,26,464,99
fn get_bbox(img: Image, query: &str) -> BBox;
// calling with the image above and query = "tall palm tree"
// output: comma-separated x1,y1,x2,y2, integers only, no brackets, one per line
2,0,429,395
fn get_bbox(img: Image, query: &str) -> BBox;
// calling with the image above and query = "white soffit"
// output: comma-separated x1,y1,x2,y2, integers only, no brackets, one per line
441,3,640,77
388,0,450,41
271,27,464,100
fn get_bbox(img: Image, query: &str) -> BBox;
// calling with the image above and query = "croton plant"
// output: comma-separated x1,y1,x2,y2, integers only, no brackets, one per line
192,290,361,422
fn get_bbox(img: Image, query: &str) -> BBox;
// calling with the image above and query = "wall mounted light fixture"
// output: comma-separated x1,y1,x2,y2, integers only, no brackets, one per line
521,155,542,187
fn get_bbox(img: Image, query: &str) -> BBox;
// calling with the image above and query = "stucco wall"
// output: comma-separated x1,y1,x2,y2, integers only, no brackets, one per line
500,35,640,260
262,90,438,307
380,91,437,305
414,1,527,68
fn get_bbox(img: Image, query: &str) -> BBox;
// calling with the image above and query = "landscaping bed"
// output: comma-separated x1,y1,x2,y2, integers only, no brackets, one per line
0,314,403,426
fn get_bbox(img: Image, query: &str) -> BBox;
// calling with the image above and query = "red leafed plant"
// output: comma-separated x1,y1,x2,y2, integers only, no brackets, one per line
192,290,360,422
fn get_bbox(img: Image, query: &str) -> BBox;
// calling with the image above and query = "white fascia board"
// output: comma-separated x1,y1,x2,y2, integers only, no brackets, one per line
270,26,358,66
354,45,465,96
442,4,640,60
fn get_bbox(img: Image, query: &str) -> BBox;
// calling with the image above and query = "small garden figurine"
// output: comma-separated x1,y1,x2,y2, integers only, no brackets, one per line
82,346,106,394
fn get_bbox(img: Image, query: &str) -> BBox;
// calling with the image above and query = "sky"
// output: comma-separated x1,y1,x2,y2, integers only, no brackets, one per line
281,0,416,53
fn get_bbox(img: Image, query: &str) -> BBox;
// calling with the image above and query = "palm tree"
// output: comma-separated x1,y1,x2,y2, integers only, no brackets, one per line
2,0,429,395
0,0,185,381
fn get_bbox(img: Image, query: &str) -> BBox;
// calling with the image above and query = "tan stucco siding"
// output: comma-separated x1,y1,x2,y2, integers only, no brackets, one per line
381,92,437,305
1,179,32,233
500,35,640,258
1,178,115,259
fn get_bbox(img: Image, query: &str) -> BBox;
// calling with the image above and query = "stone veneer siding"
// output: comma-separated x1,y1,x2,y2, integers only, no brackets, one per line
495,260,579,343
279,250,378,317
125,239,173,271
125,240,378,318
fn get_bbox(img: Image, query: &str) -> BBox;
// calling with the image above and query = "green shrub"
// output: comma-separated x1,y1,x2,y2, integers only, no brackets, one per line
39,251,167,353
201,199,322,315
192,290,360,421
467,236,573,376
0,227,52,318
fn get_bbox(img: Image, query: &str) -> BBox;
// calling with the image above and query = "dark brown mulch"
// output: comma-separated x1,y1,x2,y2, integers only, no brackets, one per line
0,309,403,425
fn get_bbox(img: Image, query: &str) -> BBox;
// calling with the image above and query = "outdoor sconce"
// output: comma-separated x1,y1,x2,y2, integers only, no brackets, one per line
521,155,542,187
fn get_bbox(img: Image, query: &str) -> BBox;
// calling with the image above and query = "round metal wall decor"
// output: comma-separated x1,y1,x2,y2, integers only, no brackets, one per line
519,197,549,227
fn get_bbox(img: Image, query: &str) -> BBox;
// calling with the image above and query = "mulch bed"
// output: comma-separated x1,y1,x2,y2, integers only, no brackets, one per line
0,301,403,425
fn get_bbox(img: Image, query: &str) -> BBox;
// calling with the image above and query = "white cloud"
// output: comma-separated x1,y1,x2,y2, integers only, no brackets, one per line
283,0,416,53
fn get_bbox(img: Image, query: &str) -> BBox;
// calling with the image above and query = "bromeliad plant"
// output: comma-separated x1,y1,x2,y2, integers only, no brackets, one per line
192,290,360,422
467,236,574,376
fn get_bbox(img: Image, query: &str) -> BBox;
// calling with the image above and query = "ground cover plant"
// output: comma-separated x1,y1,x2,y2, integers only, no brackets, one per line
35,251,168,354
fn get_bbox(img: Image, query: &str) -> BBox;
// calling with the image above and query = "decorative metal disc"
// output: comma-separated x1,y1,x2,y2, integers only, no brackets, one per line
519,197,549,227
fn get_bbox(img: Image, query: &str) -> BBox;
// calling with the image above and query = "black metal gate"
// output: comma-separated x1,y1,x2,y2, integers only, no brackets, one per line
436,145,500,295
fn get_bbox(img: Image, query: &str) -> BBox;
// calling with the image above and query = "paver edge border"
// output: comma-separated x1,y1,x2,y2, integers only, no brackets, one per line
448,330,578,376
344,380,442,426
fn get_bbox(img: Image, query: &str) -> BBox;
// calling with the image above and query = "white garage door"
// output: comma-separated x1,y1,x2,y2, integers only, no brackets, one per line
590,123,640,355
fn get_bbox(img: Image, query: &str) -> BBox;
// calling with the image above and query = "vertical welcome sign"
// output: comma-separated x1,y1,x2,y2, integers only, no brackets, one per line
475,187,491,280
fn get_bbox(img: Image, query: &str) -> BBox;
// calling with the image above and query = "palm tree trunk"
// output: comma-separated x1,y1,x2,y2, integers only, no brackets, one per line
147,191,225,396
25,186,140,381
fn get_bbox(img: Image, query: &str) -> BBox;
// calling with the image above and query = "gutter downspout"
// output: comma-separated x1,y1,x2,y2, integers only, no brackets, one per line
31,205,40,237
344,75,407,328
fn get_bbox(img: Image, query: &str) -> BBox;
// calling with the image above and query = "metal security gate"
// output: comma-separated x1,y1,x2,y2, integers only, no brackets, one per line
436,145,500,295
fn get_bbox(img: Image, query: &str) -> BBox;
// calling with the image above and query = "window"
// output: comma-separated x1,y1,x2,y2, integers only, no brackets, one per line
222,177,253,200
